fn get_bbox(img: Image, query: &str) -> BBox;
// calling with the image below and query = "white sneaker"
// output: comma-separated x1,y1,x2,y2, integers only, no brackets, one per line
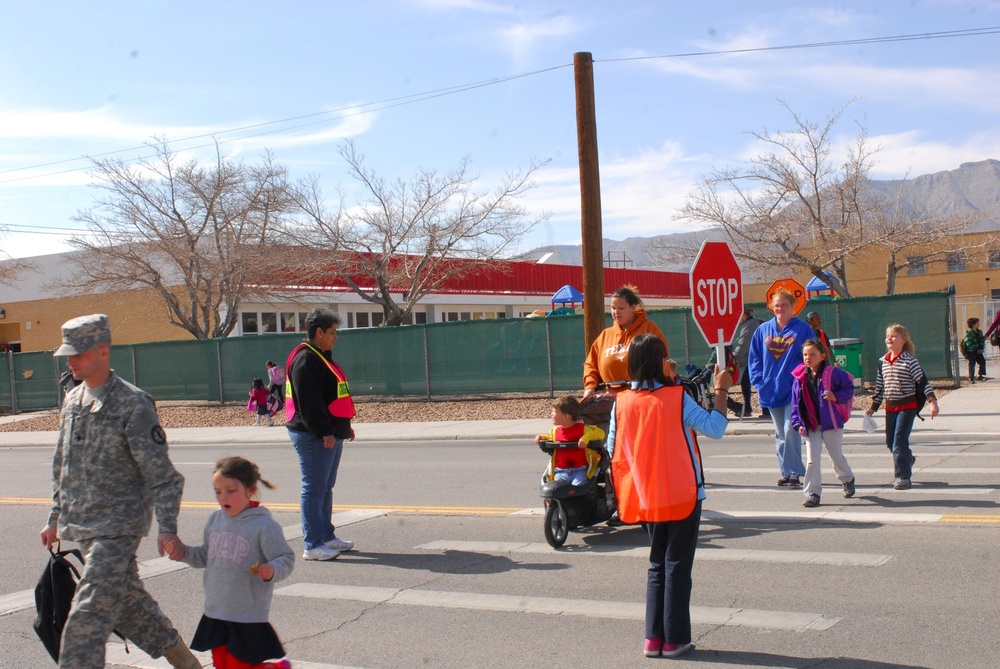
325,537,354,552
302,545,340,561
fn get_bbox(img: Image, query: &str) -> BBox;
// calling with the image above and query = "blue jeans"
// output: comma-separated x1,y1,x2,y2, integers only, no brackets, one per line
554,466,588,486
768,403,804,477
645,501,702,646
288,429,344,550
885,410,916,479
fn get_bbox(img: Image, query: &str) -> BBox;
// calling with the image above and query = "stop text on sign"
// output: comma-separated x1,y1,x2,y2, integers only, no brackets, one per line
695,278,741,318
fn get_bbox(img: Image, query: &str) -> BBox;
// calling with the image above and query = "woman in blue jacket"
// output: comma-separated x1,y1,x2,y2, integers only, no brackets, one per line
748,288,816,487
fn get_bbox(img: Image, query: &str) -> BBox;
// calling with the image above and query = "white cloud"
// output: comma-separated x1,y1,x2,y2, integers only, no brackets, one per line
523,142,711,246
871,130,1000,177
496,13,582,69
0,107,212,141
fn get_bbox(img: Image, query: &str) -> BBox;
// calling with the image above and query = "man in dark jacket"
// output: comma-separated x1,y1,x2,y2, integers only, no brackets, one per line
731,307,759,418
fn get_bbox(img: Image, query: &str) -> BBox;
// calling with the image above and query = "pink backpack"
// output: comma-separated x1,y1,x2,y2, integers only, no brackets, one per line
821,365,852,424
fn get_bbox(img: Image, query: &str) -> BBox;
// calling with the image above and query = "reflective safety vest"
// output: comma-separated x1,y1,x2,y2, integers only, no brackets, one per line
284,343,356,421
611,386,703,523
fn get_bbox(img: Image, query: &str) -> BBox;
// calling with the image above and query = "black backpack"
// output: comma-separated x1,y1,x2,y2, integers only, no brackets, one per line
33,546,127,662
34,546,83,662
914,372,929,422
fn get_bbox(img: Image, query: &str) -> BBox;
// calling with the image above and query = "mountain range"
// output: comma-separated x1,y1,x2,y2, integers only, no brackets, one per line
522,159,1000,271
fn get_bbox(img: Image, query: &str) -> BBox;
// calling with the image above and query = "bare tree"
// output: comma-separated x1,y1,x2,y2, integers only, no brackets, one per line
289,141,548,326
0,250,35,287
668,102,887,297
667,101,1000,297
57,139,294,338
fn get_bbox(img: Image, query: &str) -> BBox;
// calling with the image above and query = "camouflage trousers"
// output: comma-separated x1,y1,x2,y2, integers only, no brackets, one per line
59,535,181,669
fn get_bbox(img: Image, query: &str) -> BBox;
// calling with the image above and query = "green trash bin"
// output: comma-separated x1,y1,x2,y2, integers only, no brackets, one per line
830,338,862,387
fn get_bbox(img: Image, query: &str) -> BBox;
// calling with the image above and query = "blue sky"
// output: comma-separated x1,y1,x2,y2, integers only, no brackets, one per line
2,0,1000,260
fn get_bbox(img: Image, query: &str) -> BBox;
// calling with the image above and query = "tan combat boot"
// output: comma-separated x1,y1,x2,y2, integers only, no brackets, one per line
163,640,202,668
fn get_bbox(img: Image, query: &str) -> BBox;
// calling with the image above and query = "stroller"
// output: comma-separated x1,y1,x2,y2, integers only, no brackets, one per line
537,383,624,548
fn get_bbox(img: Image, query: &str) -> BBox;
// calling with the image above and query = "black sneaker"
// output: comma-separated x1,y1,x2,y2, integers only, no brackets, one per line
788,473,802,488
777,476,792,487
803,494,820,508
843,478,856,498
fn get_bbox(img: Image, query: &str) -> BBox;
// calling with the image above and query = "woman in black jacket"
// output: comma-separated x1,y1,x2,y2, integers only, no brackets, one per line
285,308,356,561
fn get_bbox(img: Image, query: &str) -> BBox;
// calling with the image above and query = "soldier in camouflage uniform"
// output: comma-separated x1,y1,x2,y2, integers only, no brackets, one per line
40,314,201,669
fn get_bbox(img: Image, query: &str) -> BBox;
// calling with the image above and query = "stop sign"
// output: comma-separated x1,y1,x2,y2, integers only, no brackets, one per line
764,277,807,316
690,241,743,347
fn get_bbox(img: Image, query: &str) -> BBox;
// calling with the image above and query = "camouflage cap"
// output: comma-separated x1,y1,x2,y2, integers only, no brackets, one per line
54,314,112,356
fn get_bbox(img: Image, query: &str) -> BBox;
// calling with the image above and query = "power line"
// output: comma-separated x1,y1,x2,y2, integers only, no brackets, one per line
1,26,997,187
598,26,1000,64
0,64,572,182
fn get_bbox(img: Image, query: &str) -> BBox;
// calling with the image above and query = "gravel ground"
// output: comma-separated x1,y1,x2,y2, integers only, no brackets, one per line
0,384,950,432
0,398,557,432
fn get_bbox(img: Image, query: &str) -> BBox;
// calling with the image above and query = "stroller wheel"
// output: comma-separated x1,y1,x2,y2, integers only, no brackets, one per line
544,500,569,548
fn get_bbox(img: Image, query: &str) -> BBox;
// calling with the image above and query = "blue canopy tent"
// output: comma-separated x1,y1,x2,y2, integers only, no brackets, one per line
806,273,837,298
550,284,584,311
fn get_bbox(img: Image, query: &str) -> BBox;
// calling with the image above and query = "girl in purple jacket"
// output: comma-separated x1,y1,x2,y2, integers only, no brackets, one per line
790,338,856,508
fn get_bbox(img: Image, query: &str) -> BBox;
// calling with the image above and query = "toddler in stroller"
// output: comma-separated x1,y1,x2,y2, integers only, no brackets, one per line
536,393,616,547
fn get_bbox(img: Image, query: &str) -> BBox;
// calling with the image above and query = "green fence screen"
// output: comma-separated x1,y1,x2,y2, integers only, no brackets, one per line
0,291,956,413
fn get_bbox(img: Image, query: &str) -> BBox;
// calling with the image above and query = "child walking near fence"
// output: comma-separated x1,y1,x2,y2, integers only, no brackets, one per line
165,456,295,669
249,378,273,426
866,324,940,490
790,339,856,508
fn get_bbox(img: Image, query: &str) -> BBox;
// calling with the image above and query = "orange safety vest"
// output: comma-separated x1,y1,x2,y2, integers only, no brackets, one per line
611,386,703,523
284,343,356,421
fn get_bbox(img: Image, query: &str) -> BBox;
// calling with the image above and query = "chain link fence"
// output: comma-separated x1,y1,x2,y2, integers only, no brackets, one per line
1,291,957,414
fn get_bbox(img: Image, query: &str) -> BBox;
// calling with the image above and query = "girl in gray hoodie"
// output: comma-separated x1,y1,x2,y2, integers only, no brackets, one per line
165,457,295,669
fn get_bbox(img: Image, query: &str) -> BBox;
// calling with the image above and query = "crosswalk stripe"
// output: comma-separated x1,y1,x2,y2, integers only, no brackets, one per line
705,486,996,495
275,582,842,631
104,642,359,668
702,509,944,523
414,540,892,566
705,467,1000,474
707,451,1000,458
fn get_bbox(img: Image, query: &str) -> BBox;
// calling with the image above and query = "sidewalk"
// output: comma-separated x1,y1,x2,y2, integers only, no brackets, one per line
0,381,994,448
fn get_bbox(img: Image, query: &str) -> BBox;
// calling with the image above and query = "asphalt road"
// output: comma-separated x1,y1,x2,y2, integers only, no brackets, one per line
1,432,998,669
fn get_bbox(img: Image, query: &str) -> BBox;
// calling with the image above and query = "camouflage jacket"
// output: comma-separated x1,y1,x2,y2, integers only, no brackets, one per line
48,371,185,541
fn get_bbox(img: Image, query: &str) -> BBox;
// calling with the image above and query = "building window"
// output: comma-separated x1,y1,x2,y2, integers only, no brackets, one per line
241,312,259,334
260,312,277,333
906,256,925,276
372,312,384,327
947,252,967,272
281,312,297,332
346,312,354,329
356,312,370,328
298,312,308,331
989,250,1000,269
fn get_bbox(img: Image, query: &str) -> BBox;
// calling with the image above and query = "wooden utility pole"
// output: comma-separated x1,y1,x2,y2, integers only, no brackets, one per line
574,51,605,353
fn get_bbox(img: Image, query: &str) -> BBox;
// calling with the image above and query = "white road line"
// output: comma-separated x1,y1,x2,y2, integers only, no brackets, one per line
414,540,892,566
0,512,385,618
105,642,360,668
276,582,841,631
703,510,944,523
513,508,950,523
705,467,1000,474
705,486,995,495
707,452,1000,459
